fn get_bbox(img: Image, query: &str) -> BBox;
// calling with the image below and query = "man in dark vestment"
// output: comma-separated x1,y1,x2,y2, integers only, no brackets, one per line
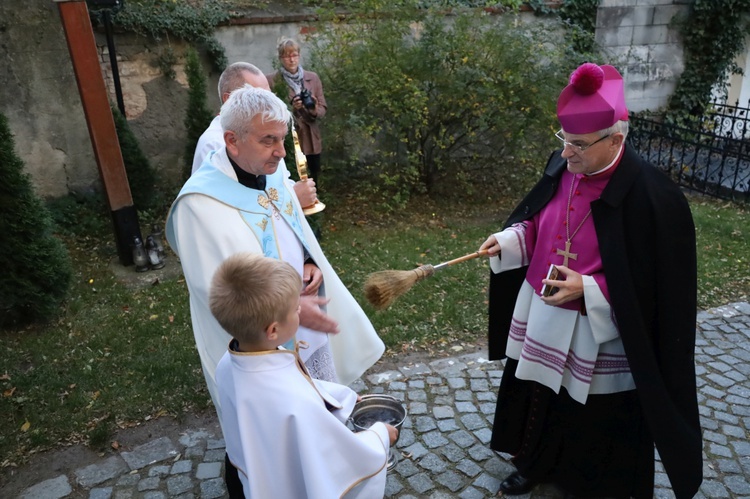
479,63,702,498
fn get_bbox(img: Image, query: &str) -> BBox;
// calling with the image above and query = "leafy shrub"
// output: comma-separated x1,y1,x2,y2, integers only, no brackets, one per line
183,47,214,181
0,112,72,329
112,0,232,72
112,106,158,210
309,1,572,208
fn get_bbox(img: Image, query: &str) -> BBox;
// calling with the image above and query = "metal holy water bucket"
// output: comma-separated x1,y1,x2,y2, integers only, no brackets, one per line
350,394,407,470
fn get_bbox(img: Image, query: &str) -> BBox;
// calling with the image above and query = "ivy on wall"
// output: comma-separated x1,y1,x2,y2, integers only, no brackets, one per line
109,0,248,72
527,0,599,58
668,0,750,120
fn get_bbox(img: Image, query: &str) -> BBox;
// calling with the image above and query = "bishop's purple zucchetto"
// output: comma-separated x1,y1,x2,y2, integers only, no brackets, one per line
557,63,629,134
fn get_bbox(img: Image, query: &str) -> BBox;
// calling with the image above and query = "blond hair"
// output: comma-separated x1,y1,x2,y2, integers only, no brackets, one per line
209,253,301,344
277,38,301,58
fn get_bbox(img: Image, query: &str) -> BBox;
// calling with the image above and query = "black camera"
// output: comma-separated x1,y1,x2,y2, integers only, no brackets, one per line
296,87,316,110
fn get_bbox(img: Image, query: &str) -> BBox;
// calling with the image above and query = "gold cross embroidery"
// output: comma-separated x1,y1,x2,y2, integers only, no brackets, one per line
285,202,293,216
258,188,280,209
256,219,268,232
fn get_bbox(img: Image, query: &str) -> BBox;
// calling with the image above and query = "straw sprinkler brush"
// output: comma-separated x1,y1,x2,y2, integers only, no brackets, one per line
363,249,489,310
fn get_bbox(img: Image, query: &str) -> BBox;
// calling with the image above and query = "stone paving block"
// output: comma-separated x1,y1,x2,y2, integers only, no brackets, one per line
89,487,113,499
113,489,135,499
461,413,487,431
454,389,473,401
178,430,210,447
408,379,425,389
458,486,486,499
418,452,449,474
403,442,429,460
394,457,420,478
467,443,495,461
137,476,160,491
142,491,166,499
367,370,403,384
447,377,467,389
701,480,729,499
385,475,404,496
200,477,226,498
196,461,222,479
205,438,225,450
415,415,438,432
430,358,468,376
121,437,179,470
170,460,192,474
399,363,432,376
724,474,750,495
455,401,478,413
470,379,489,391
473,427,493,444
75,456,130,488
472,471,501,494
433,405,455,419
407,472,435,494
423,430,450,448
116,473,139,486
437,419,459,432
438,442,467,463
456,458,483,477
148,465,170,477
435,469,467,492
203,449,225,462
19,474,72,499
166,474,193,495
449,429,476,449
732,440,750,456
398,427,416,447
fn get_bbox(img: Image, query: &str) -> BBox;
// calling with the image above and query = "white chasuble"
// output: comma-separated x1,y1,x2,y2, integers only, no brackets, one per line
166,148,384,421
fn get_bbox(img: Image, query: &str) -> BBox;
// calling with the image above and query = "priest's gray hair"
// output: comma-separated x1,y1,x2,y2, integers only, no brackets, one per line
600,120,629,140
220,85,292,141
217,62,264,102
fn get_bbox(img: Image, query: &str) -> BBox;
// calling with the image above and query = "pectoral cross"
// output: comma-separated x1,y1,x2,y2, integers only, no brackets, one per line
556,240,578,267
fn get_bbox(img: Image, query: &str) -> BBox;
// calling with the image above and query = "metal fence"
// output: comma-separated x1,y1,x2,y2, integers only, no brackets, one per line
628,99,750,203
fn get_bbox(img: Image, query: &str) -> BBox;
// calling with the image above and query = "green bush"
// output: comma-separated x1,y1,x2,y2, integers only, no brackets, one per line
309,1,572,209
112,106,158,210
184,47,214,181
0,112,72,329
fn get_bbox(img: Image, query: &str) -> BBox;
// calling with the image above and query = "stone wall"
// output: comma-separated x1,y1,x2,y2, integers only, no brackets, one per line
596,0,692,113
4,1,744,198
0,0,98,198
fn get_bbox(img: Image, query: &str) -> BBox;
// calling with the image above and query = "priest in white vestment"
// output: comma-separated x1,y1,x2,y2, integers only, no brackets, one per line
166,86,384,426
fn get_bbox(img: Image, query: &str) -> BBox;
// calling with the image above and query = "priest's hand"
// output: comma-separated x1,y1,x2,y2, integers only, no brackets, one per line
299,295,340,334
301,263,323,295
294,179,317,208
540,265,584,306
479,235,501,257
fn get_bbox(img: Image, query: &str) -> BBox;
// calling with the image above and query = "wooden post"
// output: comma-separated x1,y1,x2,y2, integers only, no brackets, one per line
55,0,141,265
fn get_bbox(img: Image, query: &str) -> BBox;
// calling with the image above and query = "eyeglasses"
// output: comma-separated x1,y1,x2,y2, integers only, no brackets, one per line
555,129,611,154
281,53,300,60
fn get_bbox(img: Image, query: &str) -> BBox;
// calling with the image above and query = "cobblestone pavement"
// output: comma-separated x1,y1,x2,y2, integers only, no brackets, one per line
12,302,750,499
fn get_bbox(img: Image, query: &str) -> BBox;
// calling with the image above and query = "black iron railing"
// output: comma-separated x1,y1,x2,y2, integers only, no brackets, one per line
629,99,750,203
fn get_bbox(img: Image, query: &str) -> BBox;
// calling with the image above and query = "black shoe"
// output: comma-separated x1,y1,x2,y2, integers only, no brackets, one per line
498,471,536,495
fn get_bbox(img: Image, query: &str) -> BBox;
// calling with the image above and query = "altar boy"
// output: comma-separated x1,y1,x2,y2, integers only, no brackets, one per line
210,253,397,498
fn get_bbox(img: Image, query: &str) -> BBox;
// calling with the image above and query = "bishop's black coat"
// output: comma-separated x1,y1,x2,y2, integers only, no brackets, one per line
487,146,702,498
